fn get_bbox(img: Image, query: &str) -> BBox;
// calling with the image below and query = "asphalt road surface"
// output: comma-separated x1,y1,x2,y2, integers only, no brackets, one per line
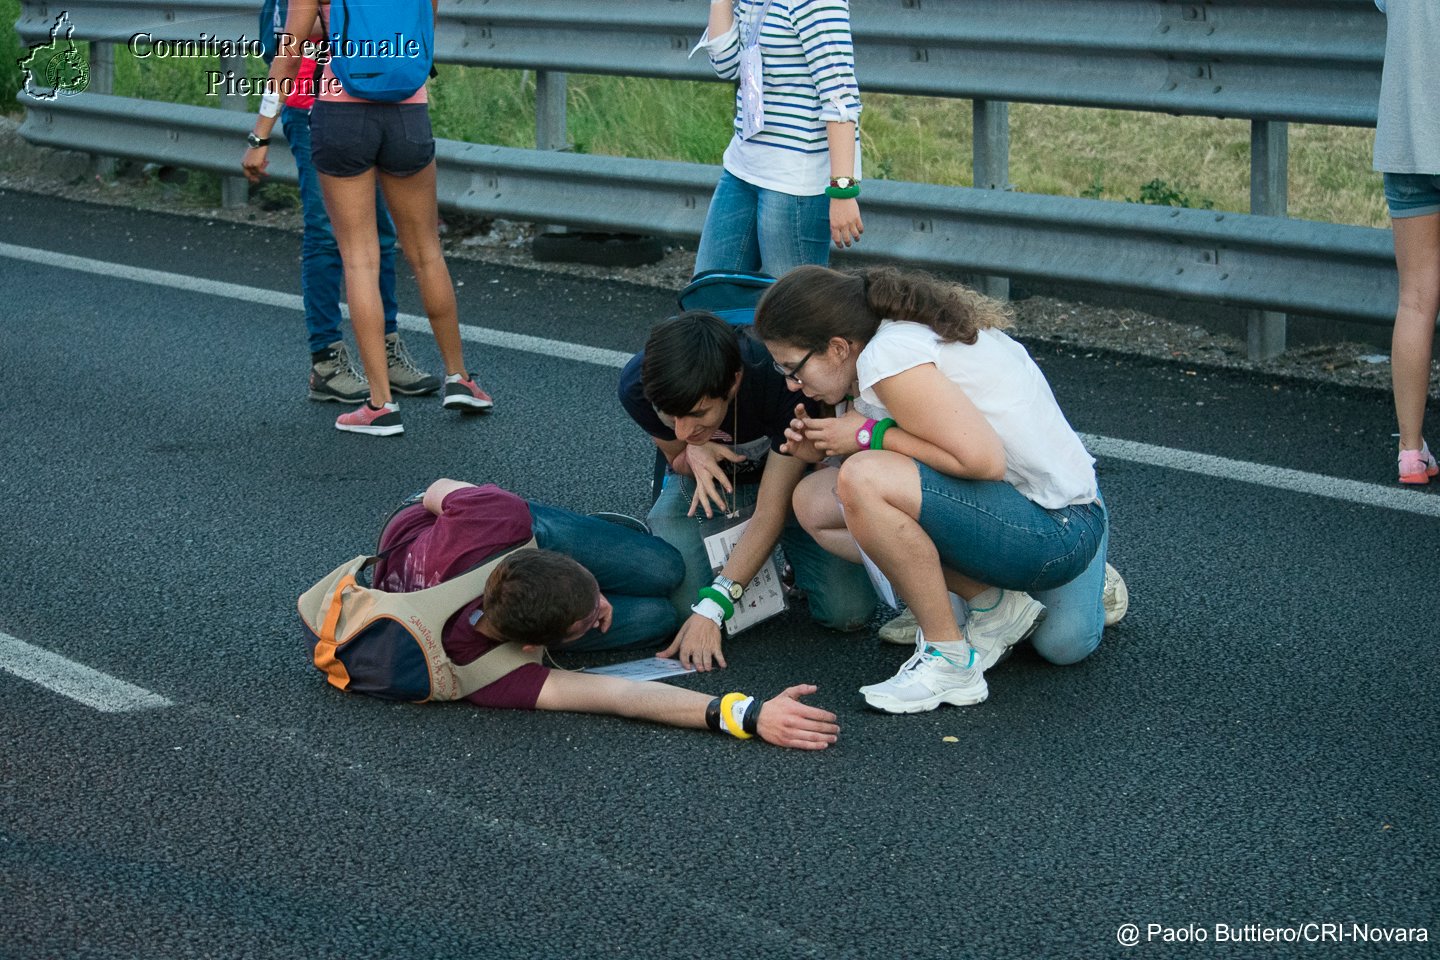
2,190,1437,959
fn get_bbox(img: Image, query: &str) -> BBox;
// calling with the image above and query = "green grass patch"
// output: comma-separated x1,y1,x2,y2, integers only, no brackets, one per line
1,0,22,105
3,19,1386,228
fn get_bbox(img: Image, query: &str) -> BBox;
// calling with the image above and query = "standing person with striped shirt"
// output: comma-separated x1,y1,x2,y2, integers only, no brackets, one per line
693,0,864,279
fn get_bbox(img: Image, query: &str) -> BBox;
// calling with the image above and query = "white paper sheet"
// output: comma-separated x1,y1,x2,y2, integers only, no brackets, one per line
580,657,697,682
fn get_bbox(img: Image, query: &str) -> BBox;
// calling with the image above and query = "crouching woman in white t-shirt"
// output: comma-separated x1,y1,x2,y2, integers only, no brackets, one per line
753,265,1118,714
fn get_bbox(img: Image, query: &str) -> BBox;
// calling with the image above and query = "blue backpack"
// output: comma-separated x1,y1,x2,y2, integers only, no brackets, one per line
327,0,435,102
677,270,776,327
257,0,286,65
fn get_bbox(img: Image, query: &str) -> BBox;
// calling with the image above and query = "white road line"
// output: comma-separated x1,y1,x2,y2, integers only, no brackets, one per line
1083,435,1440,518
0,242,633,368
4,242,1437,518
0,631,173,712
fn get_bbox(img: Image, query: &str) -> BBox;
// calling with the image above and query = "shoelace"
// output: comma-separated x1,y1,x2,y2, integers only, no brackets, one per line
388,337,427,376
893,630,975,679
335,344,369,383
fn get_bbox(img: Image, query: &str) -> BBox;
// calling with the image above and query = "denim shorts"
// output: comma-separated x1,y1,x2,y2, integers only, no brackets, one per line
310,101,436,178
914,462,1105,593
1382,172,1440,219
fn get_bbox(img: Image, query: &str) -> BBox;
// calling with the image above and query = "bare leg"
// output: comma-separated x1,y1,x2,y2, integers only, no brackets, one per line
378,162,468,377
835,451,969,644
791,468,862,563
320,169,389,403
1392,212,1440,452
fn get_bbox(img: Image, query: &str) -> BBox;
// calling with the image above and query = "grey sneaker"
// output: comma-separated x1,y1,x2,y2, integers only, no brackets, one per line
1103,563,1129,627
965,589,1046,670
308,341,368,403
860,629,988,713
878,607,919,646
385,333,442,396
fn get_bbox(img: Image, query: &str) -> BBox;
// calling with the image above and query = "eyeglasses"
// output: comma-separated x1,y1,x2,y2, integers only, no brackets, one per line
772,347,818,385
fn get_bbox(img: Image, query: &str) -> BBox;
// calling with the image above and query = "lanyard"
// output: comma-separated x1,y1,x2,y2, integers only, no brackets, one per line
742,0,777,50
738,0,777,139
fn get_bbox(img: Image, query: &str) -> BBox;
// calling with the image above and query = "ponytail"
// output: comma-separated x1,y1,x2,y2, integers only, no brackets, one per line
860,266,1013,345
755,264,1011,350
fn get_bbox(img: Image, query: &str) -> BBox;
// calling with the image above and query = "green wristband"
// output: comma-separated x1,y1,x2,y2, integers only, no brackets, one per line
870,417,896,450
825,184,860,200
698,585,735,621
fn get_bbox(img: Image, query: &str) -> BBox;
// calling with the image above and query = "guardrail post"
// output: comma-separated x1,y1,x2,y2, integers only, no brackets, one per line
87,42,115,179
218,53,250,209
1248,120,1289,360
536,71,569,235
536,71,568,153
973,99,1010,301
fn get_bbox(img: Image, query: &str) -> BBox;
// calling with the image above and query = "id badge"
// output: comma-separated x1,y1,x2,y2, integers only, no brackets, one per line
739,44,765,140
700,505,787,636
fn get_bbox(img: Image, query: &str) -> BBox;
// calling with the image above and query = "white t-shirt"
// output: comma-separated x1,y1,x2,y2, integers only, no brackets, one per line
855,320,1098,509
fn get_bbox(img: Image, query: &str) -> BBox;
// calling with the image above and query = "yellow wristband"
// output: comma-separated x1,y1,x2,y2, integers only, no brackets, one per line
718,692,754,740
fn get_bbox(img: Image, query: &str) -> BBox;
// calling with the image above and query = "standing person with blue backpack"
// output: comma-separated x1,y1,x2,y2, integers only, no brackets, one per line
251,0,440,406
242,0,494,437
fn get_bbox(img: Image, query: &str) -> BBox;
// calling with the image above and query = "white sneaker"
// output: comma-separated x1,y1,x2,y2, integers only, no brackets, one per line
965,589,1046,670
877,607,919,646
1103,563,1128,627
859,630,989,713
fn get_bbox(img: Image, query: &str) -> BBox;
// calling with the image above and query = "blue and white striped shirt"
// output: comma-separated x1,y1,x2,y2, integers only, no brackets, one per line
701,0,863,195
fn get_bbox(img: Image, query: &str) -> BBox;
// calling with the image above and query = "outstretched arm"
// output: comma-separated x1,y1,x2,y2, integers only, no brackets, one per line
658,452,807,671
535,670,839,750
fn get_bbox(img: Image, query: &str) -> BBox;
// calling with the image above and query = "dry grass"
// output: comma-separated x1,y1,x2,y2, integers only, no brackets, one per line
863,94,1384,228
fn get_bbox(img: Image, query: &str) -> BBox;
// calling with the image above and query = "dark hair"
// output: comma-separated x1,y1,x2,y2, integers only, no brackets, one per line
481,549,598,646
641,310,741,416
754,264,1012,349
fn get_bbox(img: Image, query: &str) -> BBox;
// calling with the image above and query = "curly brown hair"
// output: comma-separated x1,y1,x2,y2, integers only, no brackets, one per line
754,264,1012,349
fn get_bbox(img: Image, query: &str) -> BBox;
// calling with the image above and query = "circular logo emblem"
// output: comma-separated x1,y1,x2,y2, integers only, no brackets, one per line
45,48,90,96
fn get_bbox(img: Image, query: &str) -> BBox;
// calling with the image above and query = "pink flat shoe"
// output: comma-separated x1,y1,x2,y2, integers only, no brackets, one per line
1398,442,1439,485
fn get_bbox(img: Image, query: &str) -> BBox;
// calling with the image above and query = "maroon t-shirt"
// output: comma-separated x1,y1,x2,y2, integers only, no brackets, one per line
374,485,549,710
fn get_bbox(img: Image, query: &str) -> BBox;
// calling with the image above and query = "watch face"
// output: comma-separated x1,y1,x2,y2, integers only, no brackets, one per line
857,428,871,446
728,583,743,600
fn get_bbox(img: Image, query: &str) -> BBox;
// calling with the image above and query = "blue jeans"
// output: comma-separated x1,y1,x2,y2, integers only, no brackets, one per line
1383,172,1440,219
693,170,831,280
647,476,876,632
528,502,686,652
911,462,1109,666
282,105,399,354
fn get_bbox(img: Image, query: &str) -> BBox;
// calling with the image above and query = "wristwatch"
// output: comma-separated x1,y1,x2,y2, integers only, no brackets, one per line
829,177,859,189
246,132,270,148
712,574,744,602
855,417,879,449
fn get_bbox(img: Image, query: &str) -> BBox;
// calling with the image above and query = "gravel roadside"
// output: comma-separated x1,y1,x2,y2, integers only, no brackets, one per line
2,114,1432,400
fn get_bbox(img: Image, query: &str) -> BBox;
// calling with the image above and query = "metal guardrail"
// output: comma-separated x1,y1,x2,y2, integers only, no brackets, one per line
15,0,1385,124
18,94,1398,323
12,0,1399,340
